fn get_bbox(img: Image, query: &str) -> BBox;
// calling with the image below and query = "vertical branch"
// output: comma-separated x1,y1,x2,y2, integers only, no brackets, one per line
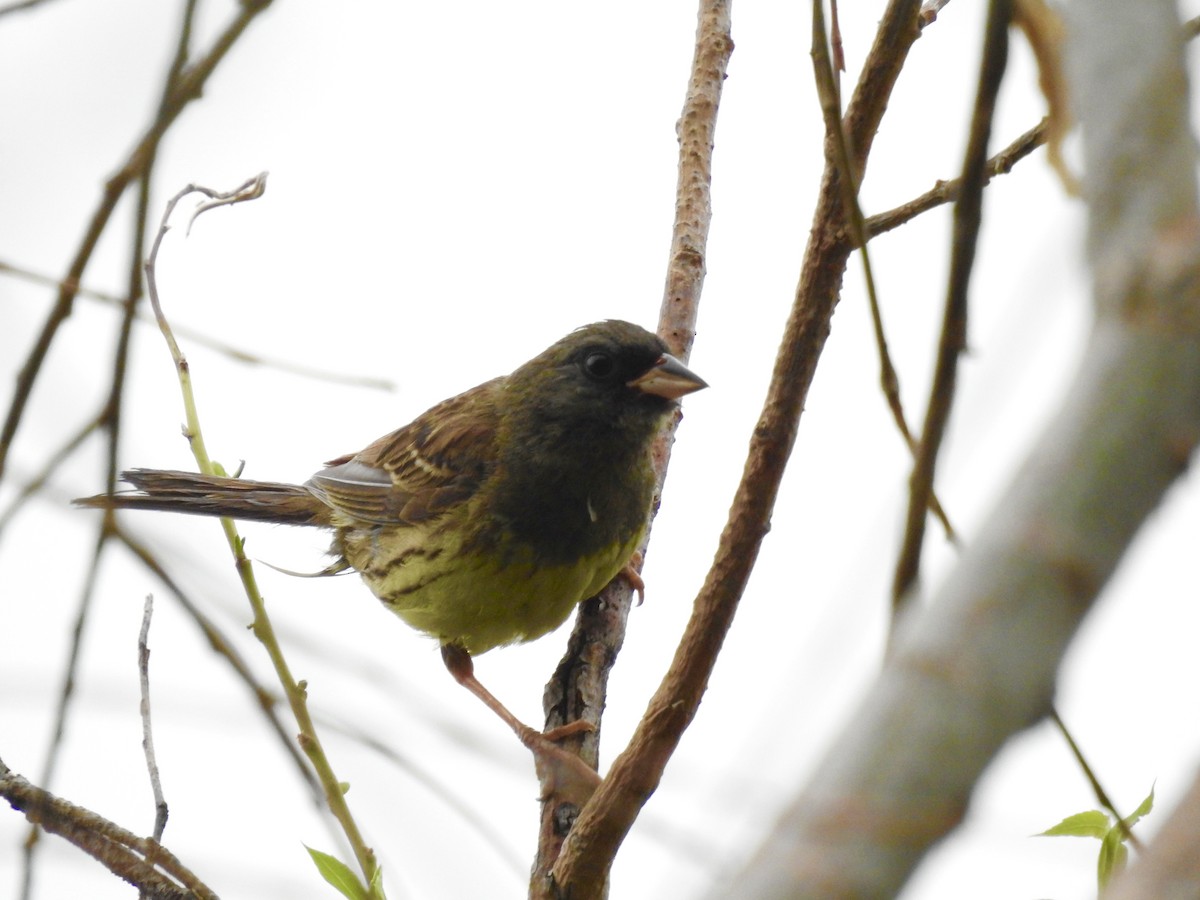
548,2,925,897
532,3,732,892
891,0,1012,612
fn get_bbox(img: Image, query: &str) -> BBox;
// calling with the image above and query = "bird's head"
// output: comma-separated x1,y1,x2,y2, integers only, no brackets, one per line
507,320,707,433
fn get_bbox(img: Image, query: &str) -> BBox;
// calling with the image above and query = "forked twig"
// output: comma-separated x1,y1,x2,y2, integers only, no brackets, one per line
891,0,1013,612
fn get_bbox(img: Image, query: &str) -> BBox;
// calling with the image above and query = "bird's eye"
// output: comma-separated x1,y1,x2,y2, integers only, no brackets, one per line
582,351,616,381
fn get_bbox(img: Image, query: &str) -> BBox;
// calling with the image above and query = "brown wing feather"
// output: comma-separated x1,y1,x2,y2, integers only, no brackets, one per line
307,378,502,526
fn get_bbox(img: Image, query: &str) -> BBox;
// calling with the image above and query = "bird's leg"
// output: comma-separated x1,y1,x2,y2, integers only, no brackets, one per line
440,643,546,742
440,644,600,799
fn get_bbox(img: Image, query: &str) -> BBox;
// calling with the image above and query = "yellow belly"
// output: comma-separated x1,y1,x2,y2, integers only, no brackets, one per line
340,517,642,655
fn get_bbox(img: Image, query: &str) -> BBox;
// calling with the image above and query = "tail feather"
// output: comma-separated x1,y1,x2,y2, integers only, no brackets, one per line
75,468,331,527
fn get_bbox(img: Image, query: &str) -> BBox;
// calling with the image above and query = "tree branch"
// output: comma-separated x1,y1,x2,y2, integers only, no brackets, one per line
548,1,926,896
726,0,1200,892
1,755,218,900
533,2,733,892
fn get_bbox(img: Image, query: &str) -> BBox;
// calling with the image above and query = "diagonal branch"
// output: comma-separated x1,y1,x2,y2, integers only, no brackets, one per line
0,0,275,482
726,0,1200,892
1,755,218,900
864,118,1047,240
548,1,926,896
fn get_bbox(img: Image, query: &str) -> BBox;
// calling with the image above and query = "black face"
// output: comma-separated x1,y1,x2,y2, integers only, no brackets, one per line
505,320,674,432
570,325,668,394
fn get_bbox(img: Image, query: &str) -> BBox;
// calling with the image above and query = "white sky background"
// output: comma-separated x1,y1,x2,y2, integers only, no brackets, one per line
3,1,1200,898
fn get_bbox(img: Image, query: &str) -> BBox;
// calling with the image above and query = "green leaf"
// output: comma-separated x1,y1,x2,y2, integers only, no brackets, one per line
1125,783,1155,828
305,845,369,900
1097,826,1129,890
1037,809,1110,840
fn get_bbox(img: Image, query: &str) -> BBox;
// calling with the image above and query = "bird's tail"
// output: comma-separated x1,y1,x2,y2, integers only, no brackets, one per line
75,468,331,527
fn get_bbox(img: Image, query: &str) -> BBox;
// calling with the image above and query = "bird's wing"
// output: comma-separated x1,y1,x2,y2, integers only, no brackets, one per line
307,378,503,526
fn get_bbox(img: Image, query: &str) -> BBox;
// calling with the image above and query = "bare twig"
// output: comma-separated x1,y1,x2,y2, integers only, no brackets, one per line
892,0,1013,612
830,0,845,72
0,414,102,536
138,596,170,846
113,526,324,803
868,11,1200,240
864,119,1047,239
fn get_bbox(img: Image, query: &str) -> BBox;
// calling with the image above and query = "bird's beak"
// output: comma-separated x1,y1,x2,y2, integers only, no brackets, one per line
628,353,708,400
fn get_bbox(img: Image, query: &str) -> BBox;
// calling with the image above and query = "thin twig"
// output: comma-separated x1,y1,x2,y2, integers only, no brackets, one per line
864,119,1046,239
0,414,102,536
868,13,1200,240
1051,709,1144,851
1,260,395,389
891,0,1013,613
143,176,381,894
813,0,956,542
317,716,528,881
0,0,64,18
138,595,170,845
21,528,108,900
113,526,324,803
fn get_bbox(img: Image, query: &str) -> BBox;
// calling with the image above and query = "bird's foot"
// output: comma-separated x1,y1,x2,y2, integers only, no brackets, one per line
517,725,602,804
541,718,595,742
621,552,645,605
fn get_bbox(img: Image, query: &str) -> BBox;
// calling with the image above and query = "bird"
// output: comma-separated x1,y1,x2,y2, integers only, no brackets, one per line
77,320,706,756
